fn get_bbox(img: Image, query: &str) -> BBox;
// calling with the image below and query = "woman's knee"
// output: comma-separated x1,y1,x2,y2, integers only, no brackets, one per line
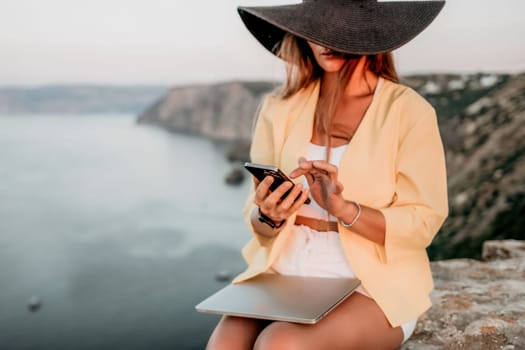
254,322,305,350
207,316,264,350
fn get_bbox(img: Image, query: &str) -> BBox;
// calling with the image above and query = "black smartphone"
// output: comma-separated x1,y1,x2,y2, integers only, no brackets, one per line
244,162,311,205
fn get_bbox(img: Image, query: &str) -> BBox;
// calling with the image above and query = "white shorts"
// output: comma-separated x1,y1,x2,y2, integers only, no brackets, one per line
271,224,417,343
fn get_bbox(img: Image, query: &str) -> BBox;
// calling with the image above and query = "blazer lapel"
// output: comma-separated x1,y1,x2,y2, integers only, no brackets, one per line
279,81,320,177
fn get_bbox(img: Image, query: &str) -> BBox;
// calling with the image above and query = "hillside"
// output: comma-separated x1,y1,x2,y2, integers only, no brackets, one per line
137,81,277,141
423,73,525,259
138,73,525,260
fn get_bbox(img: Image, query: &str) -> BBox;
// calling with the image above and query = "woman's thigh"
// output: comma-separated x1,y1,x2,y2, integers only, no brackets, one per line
254,292,404,350
206,315,271,350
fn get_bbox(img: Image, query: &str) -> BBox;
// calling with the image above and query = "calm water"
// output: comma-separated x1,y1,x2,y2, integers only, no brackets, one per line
0,115,251,349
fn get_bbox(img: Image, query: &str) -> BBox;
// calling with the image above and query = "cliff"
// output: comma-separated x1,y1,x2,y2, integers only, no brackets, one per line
402,239,525,349
137,73,525,260
137,81,277,142
436,74,525,260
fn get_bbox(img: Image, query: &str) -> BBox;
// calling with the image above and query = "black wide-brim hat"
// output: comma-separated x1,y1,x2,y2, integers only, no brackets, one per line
238,0,445,56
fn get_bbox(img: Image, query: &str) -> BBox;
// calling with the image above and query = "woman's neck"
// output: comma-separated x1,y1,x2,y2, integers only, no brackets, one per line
320,56,378,98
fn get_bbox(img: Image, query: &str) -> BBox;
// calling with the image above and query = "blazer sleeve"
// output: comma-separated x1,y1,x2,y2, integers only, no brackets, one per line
241,95,278,248
377,93,449,263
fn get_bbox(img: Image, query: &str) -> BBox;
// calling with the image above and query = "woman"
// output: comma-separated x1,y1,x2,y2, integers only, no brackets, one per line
208,1,448,349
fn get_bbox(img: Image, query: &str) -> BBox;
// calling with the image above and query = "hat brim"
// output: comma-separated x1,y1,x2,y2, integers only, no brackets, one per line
238,1,445,56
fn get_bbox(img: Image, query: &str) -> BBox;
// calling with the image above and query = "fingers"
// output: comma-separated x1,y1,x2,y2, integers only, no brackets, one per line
304,172,316,188
335,180,344,194
311,160,338,182
290,159,339,182
288,187,311,212
254,176,292,213
264,181,294,209
253,174,309,221
279,183,307,210
255,176,290,205
289,158,313,178
254,176,273,206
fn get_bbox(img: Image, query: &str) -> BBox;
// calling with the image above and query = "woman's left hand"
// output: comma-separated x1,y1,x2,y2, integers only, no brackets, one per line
289,157,346,217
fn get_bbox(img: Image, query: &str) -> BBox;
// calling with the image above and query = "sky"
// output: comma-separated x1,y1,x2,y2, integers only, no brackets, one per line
0,0,524,86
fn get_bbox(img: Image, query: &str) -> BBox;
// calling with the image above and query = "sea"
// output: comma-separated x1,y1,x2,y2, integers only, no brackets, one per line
0,114,252,350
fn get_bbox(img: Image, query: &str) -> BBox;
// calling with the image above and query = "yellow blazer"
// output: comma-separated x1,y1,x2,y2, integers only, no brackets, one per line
232,79,449,327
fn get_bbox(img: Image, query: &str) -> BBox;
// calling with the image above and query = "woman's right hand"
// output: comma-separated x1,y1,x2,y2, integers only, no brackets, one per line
254,176,310,224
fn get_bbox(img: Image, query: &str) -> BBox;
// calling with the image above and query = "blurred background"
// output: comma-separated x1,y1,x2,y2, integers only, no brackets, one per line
0,0,524,349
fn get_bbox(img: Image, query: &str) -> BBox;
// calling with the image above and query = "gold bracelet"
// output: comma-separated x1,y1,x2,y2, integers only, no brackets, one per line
339,201,361,228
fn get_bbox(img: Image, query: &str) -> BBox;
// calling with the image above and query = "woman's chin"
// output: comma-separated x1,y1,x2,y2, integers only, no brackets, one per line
318,58,346,72
321,64,345,73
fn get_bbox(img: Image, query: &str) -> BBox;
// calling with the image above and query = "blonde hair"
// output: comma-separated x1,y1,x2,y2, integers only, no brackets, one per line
274,33,399,159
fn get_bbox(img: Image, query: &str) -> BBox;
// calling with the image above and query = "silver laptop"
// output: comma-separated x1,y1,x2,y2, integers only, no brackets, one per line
195,273,361,324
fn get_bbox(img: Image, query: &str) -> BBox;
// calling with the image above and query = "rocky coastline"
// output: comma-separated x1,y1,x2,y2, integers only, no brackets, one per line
137,81,277,144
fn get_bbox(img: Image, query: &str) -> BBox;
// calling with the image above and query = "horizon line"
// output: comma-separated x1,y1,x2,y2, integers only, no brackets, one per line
1,69,523,88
